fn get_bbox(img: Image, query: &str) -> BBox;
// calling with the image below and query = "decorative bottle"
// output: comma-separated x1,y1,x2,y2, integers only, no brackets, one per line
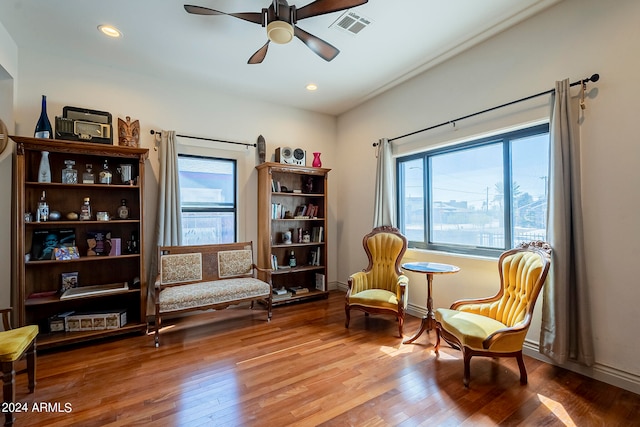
312,152,322,167
289,250,297,267
117,199,130,219
127,230,139,254
34,95,53,139
99,159,112,184
38,151,52,183
80,197,92,221
37,191,49,222
61,160,78,184
82,164,95,184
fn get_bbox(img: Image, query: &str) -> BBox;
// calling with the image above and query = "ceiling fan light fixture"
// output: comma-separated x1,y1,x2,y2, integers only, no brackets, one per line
267,20,294,44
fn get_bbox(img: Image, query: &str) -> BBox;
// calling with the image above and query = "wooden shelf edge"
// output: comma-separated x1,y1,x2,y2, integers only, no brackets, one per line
272,242,325,248
26,254,140,266
271,266,325,275
37,323,147,350
26,288,140,306
266,290,328,306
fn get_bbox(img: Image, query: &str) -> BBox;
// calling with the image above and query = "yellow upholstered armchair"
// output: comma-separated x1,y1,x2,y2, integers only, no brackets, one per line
345,226,409,337
1,307,38,426
435,241,551,387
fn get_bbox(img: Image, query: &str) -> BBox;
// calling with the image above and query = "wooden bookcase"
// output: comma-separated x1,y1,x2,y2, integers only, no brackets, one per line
256,162,330,305
11,136,148,349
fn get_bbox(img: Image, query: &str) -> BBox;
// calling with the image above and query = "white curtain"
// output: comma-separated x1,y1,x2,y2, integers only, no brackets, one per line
540,79,594,366
373,138,396,227
147,130,182,317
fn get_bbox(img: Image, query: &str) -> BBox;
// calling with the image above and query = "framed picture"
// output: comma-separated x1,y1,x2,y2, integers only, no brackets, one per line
30,228,76,261
61,271,79,292
54,246,80,260
86,231,112,256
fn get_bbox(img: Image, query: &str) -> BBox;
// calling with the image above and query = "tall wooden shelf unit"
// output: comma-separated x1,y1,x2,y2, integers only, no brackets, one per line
256,162,330,305
11,136,149,349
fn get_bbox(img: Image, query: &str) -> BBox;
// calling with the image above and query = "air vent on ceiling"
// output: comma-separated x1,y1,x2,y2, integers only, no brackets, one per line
330,10,372,36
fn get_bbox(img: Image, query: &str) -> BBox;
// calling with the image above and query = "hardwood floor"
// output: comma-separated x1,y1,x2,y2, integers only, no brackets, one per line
10,291,640,426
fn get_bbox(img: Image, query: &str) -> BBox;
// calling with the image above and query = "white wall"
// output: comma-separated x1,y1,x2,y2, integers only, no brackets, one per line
0,22,17,311
336,0,640,393
0,44,339,319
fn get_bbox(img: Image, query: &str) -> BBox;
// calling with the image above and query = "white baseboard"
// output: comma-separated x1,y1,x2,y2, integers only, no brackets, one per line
338,281,640,395
522,340,640,395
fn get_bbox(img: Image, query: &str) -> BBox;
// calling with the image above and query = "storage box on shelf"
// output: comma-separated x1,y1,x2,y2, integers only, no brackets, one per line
11,136,148,349
256,162,330,305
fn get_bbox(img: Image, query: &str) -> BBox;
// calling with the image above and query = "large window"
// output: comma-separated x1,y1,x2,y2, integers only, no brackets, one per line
397,124,549,256
178,155,237,245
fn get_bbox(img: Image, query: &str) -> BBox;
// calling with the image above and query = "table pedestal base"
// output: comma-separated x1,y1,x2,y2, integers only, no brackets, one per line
403,273,434,345
402,314,434,344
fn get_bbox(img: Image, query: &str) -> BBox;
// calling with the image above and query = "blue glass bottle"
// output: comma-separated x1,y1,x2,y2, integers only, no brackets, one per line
34,95,53,139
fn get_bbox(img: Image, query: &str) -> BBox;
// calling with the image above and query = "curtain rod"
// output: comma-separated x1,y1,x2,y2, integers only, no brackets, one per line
150,130,256,148
373,73,600,146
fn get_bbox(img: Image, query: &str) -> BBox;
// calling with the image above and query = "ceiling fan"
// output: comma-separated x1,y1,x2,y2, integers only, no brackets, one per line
184,0,368,64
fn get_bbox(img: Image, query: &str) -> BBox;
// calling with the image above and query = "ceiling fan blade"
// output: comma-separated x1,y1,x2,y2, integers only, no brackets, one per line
294,26,339,62
248,41,270,64
296,0,368,21
184,5,224,15
184,5,263,25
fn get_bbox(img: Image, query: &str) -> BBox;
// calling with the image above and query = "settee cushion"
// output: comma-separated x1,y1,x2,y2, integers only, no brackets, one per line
159,278,271,313
160,253,202,284
218,249,253,278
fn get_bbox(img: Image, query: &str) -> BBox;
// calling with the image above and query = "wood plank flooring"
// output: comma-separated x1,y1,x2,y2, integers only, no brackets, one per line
9,291,640,426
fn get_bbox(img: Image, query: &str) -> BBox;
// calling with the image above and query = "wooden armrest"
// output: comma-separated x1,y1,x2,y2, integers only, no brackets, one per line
0,307,12,330
252,264,272,274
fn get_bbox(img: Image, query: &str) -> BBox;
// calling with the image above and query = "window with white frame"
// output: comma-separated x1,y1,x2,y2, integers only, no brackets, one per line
397,123,549,256
178,154,237,245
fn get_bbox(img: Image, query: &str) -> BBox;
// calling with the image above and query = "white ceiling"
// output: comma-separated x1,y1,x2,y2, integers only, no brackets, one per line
0,0,561,116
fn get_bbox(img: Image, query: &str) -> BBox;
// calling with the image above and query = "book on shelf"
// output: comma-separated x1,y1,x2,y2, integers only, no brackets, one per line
271,203,285,219
273,287,288,295
308,247,321,266
312,226,324,242
288,286,309,295
315,273,326,291
272,291,292,301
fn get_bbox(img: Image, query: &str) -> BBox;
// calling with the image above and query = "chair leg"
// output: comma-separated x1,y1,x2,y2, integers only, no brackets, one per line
154,315,161,348
26,342,36,393
463,350,472,388
516,351,528,384
344,305,350,328
2,361,15,426
397,315,404,338
434,327,441,353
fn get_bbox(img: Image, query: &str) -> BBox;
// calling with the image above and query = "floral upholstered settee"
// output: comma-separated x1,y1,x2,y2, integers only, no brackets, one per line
153,242,272,346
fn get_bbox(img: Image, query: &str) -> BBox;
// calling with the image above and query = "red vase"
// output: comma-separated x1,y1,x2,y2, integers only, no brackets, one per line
312,152,322,167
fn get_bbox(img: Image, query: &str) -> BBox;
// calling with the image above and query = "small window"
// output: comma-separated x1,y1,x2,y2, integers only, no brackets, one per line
178,155,237,244
397,124,549,256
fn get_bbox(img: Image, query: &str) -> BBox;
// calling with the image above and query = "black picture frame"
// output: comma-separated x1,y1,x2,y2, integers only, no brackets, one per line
30,228,76,261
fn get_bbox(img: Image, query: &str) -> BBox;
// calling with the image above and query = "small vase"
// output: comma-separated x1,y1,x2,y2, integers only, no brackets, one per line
312,152,322,167
38,151,51,183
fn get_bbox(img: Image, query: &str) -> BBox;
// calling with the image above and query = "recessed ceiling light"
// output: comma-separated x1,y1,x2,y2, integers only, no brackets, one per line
306,83,318,91
98,25,122,38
